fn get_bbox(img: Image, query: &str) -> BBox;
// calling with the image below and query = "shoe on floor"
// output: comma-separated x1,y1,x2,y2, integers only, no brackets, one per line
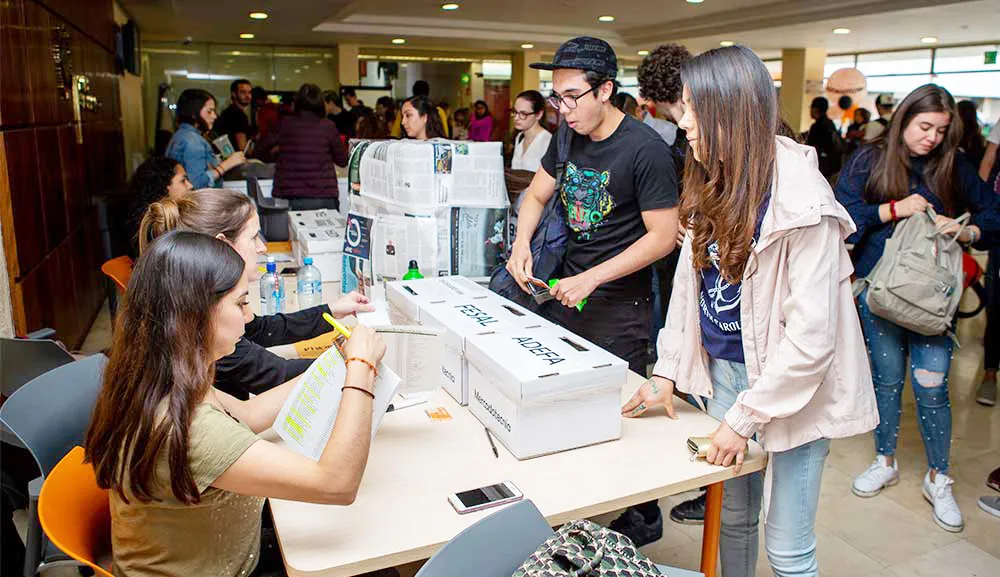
853,455,899,498
977,379,997,407
988,467,1000,493
922,471,964,533
978,496,1000,518
669,493,706,525
609,507,663,548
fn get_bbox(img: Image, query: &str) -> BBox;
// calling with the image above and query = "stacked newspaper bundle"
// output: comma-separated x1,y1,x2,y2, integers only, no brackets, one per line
341,139,509,299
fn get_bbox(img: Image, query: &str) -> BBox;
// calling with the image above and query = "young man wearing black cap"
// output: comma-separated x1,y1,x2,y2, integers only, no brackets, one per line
506,36,679,545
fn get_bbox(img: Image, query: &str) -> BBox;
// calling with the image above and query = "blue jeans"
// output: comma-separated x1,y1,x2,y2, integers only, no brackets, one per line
704,358,830,577
857,290,953,473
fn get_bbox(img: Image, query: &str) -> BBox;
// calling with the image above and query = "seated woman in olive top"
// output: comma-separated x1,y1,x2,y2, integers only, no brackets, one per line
138,188,374,399
85,231,386,577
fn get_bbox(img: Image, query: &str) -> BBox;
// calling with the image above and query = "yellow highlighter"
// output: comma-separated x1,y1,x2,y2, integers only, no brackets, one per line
322,312,352,339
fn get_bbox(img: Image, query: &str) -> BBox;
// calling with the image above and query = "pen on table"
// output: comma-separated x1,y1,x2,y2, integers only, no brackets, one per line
484,427,499,459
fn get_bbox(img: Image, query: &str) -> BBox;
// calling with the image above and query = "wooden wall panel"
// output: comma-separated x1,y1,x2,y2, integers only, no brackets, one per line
0,0,121,348
0,0,32,127
3,129,45,273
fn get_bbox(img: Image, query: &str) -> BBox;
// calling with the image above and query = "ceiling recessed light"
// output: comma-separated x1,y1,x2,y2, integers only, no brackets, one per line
315,59,322,64
720,40,735,47
302,64,309,69
239,33,255,39
832,27,850,35
921,36,939,44
520,43,535,49
598,15,615,22
249,11,268,20
392,38,406,45
232,50,241,56
637,50,650,56
441,3,460,10
686,0,705,3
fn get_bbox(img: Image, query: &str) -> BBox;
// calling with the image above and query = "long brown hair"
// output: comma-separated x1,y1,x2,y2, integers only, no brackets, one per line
139,188,255,254
864,84,961,212
680,45,777,283
85,231,245,503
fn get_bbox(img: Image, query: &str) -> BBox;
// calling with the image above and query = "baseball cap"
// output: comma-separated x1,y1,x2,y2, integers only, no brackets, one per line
876,93,897,108
530,36,618,78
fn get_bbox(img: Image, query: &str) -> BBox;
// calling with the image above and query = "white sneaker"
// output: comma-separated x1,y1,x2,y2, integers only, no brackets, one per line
853,455,899,497
922,471,964,533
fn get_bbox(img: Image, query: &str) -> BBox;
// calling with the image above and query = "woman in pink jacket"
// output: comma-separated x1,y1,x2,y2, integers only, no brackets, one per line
623,46,878,577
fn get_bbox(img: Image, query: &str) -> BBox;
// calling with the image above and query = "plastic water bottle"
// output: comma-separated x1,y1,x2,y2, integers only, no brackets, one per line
259,256,284,315
402,259,424,280
297,256,323,310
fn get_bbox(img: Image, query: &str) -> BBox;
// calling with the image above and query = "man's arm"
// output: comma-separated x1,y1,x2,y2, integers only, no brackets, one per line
232,132,248,153
980,142,997,182
550,207,678,306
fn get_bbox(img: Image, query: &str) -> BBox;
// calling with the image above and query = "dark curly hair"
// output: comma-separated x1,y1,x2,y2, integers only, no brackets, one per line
638,44,692,105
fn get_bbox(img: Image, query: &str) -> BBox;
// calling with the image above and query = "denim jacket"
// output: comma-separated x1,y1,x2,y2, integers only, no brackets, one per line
166,123,220,188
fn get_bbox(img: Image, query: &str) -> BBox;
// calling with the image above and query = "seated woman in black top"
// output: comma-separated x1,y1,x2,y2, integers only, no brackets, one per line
125,156,193,260
139,188,374,398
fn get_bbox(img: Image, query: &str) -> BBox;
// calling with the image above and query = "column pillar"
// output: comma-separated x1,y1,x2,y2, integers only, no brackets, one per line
510,50,542,97
334,44,360,89
780,47,826,133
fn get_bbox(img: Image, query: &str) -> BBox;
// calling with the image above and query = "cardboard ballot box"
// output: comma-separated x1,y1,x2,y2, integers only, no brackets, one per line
385,276,486,324
465,325,628,459
421,294,549,406
298,227,344,283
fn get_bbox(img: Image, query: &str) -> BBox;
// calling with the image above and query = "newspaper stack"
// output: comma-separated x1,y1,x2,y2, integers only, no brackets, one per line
341,140,509,300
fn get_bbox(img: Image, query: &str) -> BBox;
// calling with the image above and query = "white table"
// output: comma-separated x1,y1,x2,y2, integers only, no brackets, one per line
268,372,766,577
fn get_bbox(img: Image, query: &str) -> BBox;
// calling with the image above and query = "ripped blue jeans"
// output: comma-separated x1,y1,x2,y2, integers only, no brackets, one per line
857,290,953,474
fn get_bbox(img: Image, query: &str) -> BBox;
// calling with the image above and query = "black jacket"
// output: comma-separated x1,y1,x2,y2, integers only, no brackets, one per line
215,304,332,399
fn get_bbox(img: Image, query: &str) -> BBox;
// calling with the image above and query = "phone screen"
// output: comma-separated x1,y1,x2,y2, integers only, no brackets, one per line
456,483,515,508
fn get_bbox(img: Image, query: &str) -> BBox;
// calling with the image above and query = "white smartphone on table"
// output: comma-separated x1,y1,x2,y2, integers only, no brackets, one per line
448,481,523,514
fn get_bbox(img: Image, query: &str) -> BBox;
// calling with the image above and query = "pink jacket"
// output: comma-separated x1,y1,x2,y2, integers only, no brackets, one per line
653,136,878,452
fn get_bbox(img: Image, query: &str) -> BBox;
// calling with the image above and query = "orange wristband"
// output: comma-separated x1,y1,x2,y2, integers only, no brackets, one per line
346,357,378,378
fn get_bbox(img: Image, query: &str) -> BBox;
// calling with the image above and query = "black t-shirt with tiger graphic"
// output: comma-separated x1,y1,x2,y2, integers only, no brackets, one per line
540,114,679,299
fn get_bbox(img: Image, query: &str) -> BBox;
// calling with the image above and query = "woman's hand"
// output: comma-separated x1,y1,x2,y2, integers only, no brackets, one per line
344,325,386,368
220,151,247,173
934,216,980,243
621,376,678,419
893,193,930,219
332,292,375,318
706,421,749,473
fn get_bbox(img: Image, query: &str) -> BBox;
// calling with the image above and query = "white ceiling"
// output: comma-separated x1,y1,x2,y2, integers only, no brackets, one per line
124,0,1000,61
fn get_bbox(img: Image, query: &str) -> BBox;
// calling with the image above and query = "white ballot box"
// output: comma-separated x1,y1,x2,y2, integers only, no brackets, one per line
465,325,628,460
298,227,344,283
384,276,486,324
289,210,344,264
421,294,548,406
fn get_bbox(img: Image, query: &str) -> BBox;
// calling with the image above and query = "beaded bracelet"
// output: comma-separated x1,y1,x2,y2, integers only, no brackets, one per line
346,356,379,378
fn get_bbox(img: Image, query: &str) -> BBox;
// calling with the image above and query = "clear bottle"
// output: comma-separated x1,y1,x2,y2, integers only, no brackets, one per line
259,256,285,315
402,259,424,280
297,256,323,310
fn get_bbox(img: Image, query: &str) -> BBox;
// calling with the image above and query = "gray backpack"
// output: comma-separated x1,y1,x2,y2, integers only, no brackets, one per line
857,206,969,336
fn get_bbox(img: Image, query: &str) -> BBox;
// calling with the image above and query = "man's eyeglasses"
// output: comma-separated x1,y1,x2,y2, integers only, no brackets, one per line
510,110,536,120
547,86,597,111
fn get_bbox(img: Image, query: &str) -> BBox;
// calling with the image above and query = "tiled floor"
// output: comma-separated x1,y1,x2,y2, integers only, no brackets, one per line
38,284,1000,575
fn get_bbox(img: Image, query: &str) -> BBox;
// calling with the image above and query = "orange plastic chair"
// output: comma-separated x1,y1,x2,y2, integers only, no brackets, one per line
37,446,113,577
100,256,133,293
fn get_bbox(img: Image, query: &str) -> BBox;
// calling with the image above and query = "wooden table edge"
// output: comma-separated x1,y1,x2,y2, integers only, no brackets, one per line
276,453,767,577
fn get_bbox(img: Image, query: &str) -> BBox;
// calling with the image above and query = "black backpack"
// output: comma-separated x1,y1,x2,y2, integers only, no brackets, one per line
489,122,573,311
